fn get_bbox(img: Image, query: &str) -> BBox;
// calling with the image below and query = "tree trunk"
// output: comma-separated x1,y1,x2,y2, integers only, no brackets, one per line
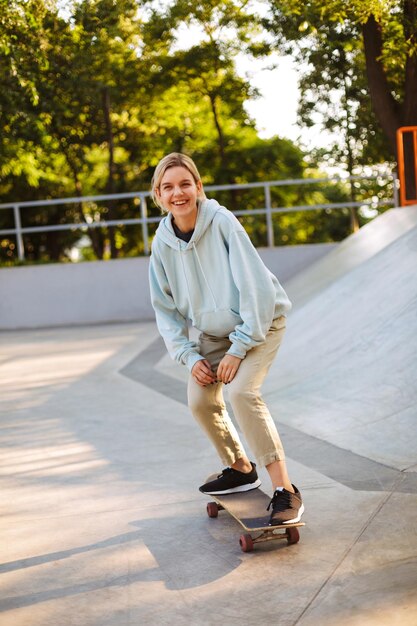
208,92,240,209
46,229,61,261
51,116,104,259
403,0,417,124
362,15,399,153
209,92,227,171
401,0,417,200
102,86,118,258
347,147,359,232
64,147,104,259
343,76,360,232
362,13,417,199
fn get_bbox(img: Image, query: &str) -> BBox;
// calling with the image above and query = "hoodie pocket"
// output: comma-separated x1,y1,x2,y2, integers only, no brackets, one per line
194,309,242,336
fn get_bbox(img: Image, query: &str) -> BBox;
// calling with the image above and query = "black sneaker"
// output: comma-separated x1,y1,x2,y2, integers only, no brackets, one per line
199,462,261,495
267,485,304,525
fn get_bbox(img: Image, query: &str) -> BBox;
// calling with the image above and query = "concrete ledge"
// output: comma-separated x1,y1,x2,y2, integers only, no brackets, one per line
0,243,336,330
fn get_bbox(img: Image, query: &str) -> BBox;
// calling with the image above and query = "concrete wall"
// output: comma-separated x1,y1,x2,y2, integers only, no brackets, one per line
0,243,336,330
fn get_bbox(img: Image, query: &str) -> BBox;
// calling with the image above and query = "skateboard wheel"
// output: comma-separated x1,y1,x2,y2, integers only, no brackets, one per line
207,502,219,518
286,527,300,545
239,534,254,553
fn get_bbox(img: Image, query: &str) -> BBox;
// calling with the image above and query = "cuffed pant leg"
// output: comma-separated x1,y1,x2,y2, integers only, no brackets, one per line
227,317,287,468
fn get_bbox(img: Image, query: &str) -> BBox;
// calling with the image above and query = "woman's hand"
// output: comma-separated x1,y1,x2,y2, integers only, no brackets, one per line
192,359,216,387
216,354,242,384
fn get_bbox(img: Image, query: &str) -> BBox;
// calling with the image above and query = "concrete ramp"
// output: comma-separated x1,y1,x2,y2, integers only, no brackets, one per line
1,207,416,626
267,206,417,471
285,205,417,307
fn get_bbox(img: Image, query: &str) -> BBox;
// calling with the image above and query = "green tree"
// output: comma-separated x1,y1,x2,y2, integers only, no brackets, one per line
0,0,177,262
0,0,366,265
265,0,417,197
162,0,266,180
0,0,49,189
294,23,391,230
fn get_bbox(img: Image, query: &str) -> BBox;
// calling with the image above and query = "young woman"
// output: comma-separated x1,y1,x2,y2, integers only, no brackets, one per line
149,153,304,525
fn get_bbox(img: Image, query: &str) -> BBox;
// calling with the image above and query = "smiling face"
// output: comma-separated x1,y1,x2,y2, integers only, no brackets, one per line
156,166,202,231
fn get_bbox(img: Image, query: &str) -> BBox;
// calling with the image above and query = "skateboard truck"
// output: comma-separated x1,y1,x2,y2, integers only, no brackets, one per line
205,491,305,553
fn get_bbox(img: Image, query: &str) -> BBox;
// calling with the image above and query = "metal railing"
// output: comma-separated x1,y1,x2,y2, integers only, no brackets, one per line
0,172,399,261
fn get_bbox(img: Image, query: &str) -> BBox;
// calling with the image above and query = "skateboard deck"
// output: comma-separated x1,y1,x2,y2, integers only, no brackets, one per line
203,481,305,552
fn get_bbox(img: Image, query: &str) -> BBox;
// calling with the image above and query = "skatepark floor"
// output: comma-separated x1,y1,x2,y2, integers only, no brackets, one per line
1,207,417,625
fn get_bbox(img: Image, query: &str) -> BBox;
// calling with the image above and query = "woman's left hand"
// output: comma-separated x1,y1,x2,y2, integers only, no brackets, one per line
216,354,242,384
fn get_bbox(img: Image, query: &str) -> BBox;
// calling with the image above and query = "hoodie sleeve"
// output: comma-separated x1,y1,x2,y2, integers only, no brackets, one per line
149,250,204,372
226,229,283,358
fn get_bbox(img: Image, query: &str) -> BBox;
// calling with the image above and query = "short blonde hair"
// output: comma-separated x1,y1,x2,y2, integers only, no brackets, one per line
151,152,206,212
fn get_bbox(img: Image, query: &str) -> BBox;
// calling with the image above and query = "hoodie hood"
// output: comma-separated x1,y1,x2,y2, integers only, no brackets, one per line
154,198,221,249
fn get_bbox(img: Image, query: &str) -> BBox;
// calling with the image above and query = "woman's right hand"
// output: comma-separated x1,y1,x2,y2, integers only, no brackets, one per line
192,359,216,387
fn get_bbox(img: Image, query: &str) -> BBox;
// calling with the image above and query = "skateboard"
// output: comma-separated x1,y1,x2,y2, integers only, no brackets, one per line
204,484,305,553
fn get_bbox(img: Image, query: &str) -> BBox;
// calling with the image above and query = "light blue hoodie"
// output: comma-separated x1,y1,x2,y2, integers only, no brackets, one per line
149,198,292,371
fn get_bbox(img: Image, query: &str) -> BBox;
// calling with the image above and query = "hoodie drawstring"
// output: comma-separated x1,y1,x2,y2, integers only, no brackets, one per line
178,240,196,319
192,242,218,311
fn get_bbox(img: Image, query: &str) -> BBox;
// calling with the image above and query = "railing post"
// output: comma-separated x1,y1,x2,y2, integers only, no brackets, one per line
396,126,417,205
13,204,25,261
140,195,149,256
264,184,274,247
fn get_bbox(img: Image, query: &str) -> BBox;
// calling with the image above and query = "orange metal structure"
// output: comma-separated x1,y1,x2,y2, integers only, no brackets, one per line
396,126,417,206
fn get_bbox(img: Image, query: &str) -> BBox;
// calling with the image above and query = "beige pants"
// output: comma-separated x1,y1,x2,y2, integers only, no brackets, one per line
187,316,286,468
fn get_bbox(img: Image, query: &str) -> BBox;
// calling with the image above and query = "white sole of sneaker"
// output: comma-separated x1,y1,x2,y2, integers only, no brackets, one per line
203,478,262,496
282,503,305,524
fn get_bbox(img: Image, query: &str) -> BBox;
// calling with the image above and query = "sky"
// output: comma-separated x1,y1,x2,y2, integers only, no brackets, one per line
235,52,337,152
235,52,301,142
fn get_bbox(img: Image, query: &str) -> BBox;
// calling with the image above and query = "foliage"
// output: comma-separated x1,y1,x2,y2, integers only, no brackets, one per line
0,0,397,265
264,0,417,177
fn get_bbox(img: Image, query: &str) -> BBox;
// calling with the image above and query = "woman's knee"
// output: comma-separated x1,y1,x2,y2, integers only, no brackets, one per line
188,384,221,417
227,383,258,409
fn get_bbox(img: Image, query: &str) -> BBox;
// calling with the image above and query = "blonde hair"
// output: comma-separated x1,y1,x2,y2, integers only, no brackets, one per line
151,152,206,212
